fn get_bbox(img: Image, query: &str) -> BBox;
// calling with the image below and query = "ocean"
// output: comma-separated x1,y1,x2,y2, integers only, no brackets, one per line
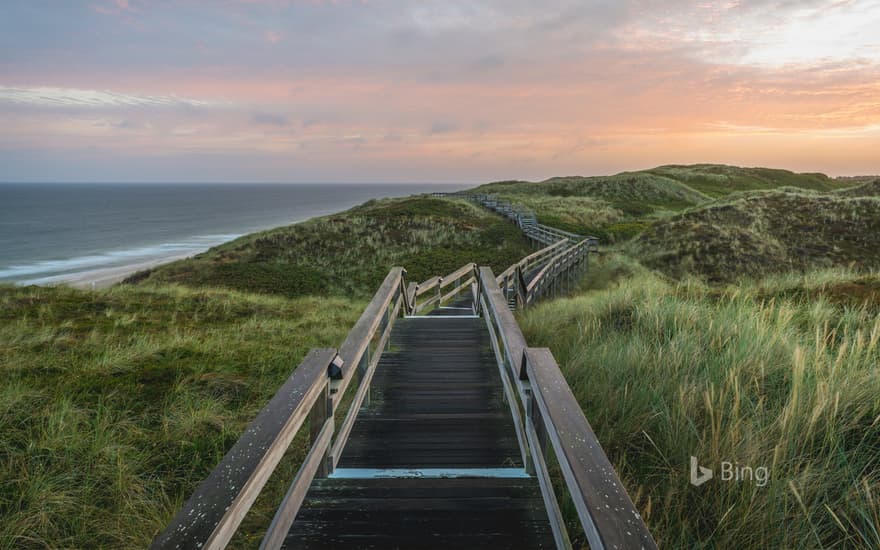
0,183,467,286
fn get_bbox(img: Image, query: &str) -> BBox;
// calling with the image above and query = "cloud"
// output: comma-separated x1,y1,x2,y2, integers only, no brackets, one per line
3,1,880,181
429,121,458,134
0,86,222,109
92,0,132,15
251,112,289,126
264,30,282,44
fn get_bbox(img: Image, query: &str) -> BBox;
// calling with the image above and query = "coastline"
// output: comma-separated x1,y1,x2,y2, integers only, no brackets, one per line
1,183,468,292
22,251,198,290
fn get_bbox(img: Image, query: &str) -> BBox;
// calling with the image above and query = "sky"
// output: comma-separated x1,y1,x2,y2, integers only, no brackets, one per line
1,0,879,183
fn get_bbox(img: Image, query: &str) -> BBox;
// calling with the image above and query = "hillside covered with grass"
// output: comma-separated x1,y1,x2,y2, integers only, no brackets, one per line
1,166,878,549
0,284,363,548
0,194,534,548
636,188,880,282
474,164,855,243
129,196,532,298
479,165,879,547
520,254,880,548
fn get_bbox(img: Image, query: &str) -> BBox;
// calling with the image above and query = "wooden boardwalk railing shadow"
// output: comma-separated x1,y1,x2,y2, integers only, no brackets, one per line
151,194,657,550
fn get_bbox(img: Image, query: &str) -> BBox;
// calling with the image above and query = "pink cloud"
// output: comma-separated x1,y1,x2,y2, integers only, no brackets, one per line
92,0,132,15
264,30,282,44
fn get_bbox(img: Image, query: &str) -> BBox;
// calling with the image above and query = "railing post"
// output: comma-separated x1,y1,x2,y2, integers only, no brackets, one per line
358,344,371,406
524,387,536,476
384,302,392,351
309,380,333,478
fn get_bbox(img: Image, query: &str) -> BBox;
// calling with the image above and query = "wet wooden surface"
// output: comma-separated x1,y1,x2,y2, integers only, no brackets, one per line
338,316,522,468
283,478,555,549
285,315,553,549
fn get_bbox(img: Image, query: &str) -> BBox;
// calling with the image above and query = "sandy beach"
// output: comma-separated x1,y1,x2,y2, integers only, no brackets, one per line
29,252,196,290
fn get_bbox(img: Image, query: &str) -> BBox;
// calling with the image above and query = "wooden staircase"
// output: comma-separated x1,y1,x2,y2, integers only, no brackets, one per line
151,200,656,550
285,314,555,548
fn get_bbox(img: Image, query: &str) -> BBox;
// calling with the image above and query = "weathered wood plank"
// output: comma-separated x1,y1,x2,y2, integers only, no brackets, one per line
284,478,556,549
436,262,476,287
338,316,522,468
524,348,657,550
478,266,528,380
414,275,442,296
150,348,337,550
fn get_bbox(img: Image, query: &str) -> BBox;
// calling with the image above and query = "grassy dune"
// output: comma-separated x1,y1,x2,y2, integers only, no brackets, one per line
131,196,532,298
837,178,880,198
0,195,533,548
479,166,878,547
0,284,363,548
636,189,880,282
521,254,880,548
473,164,849,244
1,168,877,548
645,164,841,197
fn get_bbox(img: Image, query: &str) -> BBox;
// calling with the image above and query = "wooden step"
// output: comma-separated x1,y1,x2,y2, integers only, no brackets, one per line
284,478,555,549
337,317,522,469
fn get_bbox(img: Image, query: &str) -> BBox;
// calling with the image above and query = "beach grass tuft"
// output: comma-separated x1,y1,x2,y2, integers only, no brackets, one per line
519,254,880,548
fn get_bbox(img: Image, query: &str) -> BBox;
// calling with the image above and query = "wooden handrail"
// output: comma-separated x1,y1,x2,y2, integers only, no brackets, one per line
526,242,578,293
412,262,478,314
438,262,477,287
477,267,656,549
479,267,528,380
150,348,339,550
335,267,403,408
524,348,657,550
153,264,410,549
496,239,568,283
414,275,442,297
330,293,402,465
525,239,591,303
153,191,631,549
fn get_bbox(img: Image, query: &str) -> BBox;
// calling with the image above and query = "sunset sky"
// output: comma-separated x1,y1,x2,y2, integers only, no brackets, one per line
2,0,879,182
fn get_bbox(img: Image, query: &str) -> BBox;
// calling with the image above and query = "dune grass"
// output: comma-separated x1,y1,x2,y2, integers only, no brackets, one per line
0,194,535,548
635,189,880,282
131,196,532,299
519,254,880,548
645,165,844,197
0,284,364,548
2,175,878,548
472,164,851,245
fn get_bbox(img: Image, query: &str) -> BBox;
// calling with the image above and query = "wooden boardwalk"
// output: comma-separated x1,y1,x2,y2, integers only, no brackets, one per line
152,194,656,550
285,312,555,548
337,315,521,468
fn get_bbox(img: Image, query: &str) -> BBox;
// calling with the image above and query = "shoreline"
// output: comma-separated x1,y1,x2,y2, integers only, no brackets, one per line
21,251,199,290
2,183,468,293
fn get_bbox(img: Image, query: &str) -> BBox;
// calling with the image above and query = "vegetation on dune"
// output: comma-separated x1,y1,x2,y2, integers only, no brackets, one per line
2,166,878,549
837,178,880,198
0,284,364,548
473,164,850,244
129,196,532,298
635,189,880,282
0,195,534,548
835,175,880,187
645,164,844,197
478,171,708,206
520,254,880,548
